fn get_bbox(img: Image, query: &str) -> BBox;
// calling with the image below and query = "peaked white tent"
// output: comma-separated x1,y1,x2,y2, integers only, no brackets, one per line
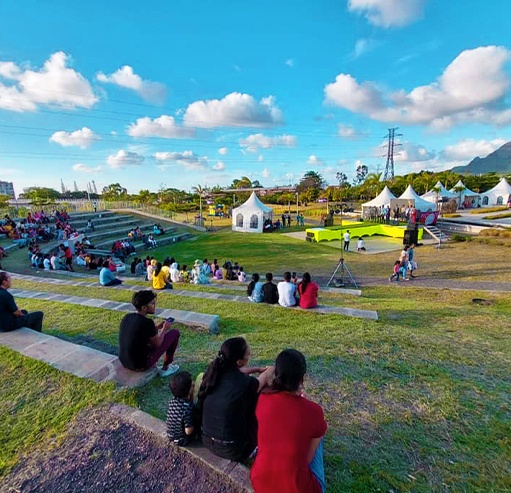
361,186,396,219
480,177,511,206
449,180,480,208
421,181,456,204
231,191,273,233
362,186,396,207
399,185,436,211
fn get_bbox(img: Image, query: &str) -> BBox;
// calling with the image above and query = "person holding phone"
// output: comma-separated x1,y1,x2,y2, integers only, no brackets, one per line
119,290,180,377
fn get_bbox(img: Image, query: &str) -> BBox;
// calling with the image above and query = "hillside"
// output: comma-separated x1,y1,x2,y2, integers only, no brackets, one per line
451,141,511,174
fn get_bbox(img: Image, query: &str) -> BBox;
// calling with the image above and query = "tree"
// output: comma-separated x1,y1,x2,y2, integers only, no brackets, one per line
296,171,326,200
359,172,382,199
353,164,368,186
101,183,127,200
251,179,263,188
233,176,252,189
335,172,350,202
24,187,61,202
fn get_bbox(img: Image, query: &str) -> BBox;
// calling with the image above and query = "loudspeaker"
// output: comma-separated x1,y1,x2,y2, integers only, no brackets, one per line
403,229,418,245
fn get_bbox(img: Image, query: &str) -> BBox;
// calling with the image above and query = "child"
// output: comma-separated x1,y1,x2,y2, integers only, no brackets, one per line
389,260,401,282
166,371,195,445
237,266,247,283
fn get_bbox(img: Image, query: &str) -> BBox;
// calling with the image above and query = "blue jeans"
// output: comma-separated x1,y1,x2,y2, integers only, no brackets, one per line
310,437,326,493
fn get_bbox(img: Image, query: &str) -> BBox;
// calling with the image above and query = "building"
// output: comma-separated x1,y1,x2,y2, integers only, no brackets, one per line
0,180,15,199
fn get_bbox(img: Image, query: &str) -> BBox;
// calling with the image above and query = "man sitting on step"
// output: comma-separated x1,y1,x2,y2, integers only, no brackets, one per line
0,272,44,332
119,290,180,377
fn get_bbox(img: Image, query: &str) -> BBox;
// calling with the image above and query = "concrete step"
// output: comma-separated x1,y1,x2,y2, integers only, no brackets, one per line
0,328,156,388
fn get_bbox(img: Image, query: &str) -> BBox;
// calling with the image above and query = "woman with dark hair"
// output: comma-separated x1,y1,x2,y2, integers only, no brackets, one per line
247,273,264,303
152,262,173,290
250,349,327,493
199,337,274,462
297,272,319,309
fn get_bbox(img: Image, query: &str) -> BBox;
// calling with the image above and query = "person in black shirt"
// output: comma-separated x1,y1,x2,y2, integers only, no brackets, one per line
198,337,274,462
262,272,279,304
0,272,43,332
119,290,180,376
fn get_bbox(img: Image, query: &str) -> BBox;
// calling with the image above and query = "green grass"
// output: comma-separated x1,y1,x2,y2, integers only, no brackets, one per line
1,230,511,491
0,347,135,476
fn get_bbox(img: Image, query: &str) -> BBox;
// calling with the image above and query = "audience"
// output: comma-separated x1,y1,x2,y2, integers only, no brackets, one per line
250,349,327,493
297,272,319,309
198,337,274,462
277,271,297,307
99,260,123,286
262,273,279,304
247,273,264,303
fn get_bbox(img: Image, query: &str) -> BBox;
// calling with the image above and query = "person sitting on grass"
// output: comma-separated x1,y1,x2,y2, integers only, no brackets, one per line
166,370,195,446
297,272,319,309
0,272,44,333
153,262,173,290
247,273,264,303
277,271,297,307
250,349,327,493
179,264,190,283
119,290,180,377
262,272,278,304
237,266,247,283
198,337,274,462
99,260,123,286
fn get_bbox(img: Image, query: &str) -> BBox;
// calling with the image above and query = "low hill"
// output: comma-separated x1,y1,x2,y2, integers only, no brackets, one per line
451,141,511,174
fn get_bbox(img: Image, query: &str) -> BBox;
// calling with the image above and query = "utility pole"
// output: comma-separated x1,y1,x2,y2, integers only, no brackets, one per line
382,128,402,182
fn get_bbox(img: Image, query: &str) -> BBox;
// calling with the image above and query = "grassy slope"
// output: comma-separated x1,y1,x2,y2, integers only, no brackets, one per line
1,230,511,491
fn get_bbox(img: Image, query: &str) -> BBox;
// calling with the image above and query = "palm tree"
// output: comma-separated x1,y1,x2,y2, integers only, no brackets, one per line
192,184,206,225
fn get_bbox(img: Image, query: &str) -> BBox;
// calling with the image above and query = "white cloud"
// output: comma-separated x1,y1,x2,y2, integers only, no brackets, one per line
352,38,379,59
239,133,297,152
395,142,435,162
127,115,195,139
50,127,99,149
73,163,102,173
107,150,145,169
218,147,228,155
307,155,324,165
258,155,264,162
212,161,225,171
262,168,270,178
325,46,511,129
154,150,207,170
285,59,294,67
183,92,284,128
338,124,367,139
97,65,166,103
0,51,98,112
348,0,427,28
443,138,507,161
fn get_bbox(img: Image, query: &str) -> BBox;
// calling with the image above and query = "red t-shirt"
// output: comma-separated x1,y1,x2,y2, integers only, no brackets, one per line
298,282,319,309
250,392,327,493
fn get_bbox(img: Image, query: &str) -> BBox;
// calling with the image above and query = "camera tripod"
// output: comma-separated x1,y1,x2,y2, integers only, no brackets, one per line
326,257,358,289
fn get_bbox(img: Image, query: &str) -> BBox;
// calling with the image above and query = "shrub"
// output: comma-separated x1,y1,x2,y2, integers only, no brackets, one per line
451,233,469,242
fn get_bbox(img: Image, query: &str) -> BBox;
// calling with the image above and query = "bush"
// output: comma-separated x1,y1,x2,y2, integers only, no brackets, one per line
451,233,469,242
470,206,507,214
479,228,511,238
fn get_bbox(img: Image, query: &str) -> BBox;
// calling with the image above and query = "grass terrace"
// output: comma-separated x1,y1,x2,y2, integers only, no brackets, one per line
1,226,510,491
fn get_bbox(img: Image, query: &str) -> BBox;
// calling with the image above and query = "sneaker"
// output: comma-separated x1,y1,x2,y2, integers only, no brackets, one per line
158,363,180,377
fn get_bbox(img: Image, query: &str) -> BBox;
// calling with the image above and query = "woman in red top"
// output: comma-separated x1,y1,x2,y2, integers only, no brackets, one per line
251,349,327,493
297,272,319,309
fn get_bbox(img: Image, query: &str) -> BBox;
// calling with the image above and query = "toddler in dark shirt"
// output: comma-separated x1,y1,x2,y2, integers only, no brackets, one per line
166,371,196,445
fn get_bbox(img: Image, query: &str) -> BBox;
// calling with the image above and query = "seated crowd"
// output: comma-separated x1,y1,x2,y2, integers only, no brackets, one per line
115,293,326,493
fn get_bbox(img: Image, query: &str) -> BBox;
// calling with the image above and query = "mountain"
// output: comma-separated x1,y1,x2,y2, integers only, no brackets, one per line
451,142,511,174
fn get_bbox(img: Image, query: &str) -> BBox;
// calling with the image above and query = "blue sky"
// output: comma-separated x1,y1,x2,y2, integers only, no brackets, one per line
1,0,510,196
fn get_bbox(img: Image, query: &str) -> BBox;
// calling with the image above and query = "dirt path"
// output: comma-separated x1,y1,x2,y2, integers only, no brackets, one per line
2,406,246,493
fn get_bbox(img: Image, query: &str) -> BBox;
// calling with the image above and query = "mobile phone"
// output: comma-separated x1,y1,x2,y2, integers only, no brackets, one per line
166,317,175,323
292,272,296,279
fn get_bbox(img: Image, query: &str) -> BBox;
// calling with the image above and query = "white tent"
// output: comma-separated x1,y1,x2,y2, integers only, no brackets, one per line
398,185,436,212
449,180,480,208
421,181,457,204
480,177,511,206
231,191,273,233
361,186,396,219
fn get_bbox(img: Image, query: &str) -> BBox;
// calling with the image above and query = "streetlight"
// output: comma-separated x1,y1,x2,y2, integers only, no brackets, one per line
295,192,299,216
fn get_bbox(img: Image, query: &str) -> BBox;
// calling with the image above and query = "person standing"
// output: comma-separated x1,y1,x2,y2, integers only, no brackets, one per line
0,272,44,332
59,243,74,272
119,290,180,376
277,272,297,307
343,230,351,252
